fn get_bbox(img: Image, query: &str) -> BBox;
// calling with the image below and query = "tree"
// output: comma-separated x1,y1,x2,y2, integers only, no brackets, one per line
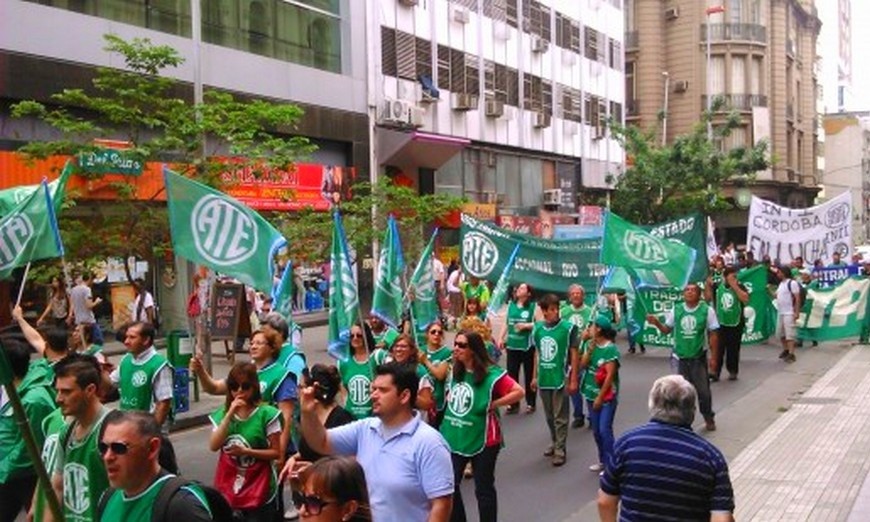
11,34,315,280
606,100,770,225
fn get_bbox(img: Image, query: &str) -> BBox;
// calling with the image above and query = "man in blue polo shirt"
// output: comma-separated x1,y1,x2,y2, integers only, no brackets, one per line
298,361,453,522
598,374,735,521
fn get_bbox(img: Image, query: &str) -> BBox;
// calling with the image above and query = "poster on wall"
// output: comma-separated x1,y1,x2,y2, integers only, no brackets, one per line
222,164,357,211
746,192,852,264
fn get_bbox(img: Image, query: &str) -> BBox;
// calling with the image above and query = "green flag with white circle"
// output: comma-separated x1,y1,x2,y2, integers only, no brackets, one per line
0,181,64,281
164,168,286,293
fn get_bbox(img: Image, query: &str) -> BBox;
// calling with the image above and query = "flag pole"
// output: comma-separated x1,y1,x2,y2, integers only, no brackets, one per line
15,262,31,308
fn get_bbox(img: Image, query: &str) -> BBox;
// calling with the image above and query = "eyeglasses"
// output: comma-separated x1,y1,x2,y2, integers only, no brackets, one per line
429,329,443,335
229,382,253,392
453,341,469,348
350,332,364,339
98,441,135,456
292,491,335,515
393,343,410,350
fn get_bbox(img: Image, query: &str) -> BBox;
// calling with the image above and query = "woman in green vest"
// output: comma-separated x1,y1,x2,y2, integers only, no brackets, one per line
440,331,523,522
337,324,377,419
418,320,452,427
385,334,435,412
580,314,621,473
498,282,536,414
209,362,282,521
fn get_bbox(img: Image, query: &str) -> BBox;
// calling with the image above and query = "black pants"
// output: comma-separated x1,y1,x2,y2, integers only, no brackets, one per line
716,324,743,378
0,474,37,522
506,348,536,408
678,354,714,422
450,445,500,522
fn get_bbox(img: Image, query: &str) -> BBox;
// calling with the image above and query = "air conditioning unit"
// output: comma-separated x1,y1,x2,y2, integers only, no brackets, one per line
664,6,679,20
452,93,479,111
453,7,470,24
399,0,419,6
485,99,504,118
532,36,549,53
543,189,562,206
673,80,689,93
533,112,551,128
380,98,414,126
408,106,425,127
592,122,606,140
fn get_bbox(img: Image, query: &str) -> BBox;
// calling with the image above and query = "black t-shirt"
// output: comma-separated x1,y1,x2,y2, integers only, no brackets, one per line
298,406,354,462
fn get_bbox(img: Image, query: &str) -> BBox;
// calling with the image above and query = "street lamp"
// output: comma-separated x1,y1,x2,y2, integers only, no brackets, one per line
705,5,725,141
661,71,670,147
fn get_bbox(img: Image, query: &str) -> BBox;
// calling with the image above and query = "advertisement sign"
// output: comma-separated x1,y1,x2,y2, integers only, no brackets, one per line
222,164,357,211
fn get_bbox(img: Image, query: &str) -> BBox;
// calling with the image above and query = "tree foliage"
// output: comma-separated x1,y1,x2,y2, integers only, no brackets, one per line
606,100,770,225
11,34,315,278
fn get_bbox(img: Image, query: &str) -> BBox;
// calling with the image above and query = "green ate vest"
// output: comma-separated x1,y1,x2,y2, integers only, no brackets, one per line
372,327,399,350
581,342,621,401
505,301,534,351
715,284,743,327
60,408,111,522
119,351,171,412
440,365,505,456
560,303,592,331
101,474,210,522
338,356,375,419
425,346,453,410
33,408,67,522
372,348,389,366
209,405,281,500
533,320,574,390
673,302,711,359
257,361,291,405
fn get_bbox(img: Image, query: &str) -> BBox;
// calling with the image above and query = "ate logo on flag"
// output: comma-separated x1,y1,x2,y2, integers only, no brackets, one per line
623,231,669,265
462,231,499,278
0,214,34,270
191,195,258,266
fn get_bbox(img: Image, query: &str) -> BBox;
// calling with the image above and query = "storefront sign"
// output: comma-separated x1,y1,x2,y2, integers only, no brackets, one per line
462,203,497,221
222,164,357,211
77,148,143,176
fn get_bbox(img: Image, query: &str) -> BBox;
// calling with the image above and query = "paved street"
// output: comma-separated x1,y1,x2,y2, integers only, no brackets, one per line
169,323,856,522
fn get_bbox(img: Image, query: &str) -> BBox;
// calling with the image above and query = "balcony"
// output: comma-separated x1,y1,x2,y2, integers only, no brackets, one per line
625,31,638,50
700,23,767,45
701,94,768,112
627,99,640,117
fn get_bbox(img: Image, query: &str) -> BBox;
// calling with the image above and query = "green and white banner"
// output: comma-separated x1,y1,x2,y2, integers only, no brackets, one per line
797,276,870,342
643,213,709,284
460,213,603,294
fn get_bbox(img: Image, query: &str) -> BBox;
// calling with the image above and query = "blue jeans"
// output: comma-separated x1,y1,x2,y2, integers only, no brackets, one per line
587,398,618,466
570,390,584,421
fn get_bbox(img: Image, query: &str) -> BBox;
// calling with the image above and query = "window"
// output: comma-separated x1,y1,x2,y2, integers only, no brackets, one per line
751,57,762,93
506,0,519,28
625,0,636,31
560,85,582,122
484,61,520,106
610,101,623,124
728,0,742,24
711,56,726,95
437,45,480,96
584,27,599,61
731,55,745,94
522,0,551,41
555,13,581,53
523,74,552,114
608,39,622,71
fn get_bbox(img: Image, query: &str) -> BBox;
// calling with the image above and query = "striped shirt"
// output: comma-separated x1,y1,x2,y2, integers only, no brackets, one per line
600,420,734,521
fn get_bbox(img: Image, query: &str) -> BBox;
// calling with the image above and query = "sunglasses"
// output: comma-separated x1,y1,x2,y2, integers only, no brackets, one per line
393,343,411,349
453,341,469,348
429,329,443,335
350,332,364,339
98,441,136,456
292,491,335,515
229,382,253,392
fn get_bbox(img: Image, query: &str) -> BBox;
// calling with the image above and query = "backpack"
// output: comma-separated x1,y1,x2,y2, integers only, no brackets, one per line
97,476,234,522
790,279,807,310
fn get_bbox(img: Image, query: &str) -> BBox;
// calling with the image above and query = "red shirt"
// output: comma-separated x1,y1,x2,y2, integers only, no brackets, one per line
486,374,519,446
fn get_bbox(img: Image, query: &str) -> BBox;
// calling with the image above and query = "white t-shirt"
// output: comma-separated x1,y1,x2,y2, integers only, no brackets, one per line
776,279,800,315
432,258,445,284
129,292,155,322
446,270,462,294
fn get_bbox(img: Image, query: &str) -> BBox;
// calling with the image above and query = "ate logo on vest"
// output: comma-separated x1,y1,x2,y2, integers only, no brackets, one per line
720,292,735,310
64,463,91,514
679,315,698,335
131,370,148,387
191,195,258,266
224,436,255,468
623,231,668,265
462,232,499,278
347,375,371,405
539,337,558,363
449,382,474,417
0,213,34,270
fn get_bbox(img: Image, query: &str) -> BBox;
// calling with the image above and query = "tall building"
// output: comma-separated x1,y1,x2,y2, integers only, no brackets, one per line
625,0,821,243
817,0,852,113
823,112,870,243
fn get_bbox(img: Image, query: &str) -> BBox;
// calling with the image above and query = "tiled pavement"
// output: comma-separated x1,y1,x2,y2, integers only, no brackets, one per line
730,345,870,521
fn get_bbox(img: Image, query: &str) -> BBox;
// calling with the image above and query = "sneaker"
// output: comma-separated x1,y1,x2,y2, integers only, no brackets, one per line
552,454,566,467
639,345,646,354
284,506,299,520
705,419,717,432
778,349,789,360
463,462,473,479
525,405,536,414
709,374,720,382
627,346,636,354
785,353,797,363
571,418,585,429
505,405,519,415
543,447,555,458
727,374,738,381
589,463,604,472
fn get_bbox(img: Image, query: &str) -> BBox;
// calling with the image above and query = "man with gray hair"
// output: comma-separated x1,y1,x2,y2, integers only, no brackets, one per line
597,375,735,522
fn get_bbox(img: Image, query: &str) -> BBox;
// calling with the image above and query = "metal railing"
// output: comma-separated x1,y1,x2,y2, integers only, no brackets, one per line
700,23,767,44
625,31,638,49
701,94,768,112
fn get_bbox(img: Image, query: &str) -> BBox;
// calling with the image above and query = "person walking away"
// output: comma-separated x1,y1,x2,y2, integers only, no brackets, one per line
705,266,749,381
440,331,523,522
559,284,592,426
69,272,104,345
774,265,803,363
598,375,735,522
499,283,536,415
530,293,581,466
579,315,620,473
646,283,720,431
37,276,70,330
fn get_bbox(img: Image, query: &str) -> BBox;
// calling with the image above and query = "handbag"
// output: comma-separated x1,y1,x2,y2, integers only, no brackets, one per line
213,450,273,510
594,365,615,402
186,292,202,318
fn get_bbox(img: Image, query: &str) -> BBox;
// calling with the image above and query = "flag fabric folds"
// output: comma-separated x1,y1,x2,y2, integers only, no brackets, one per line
486,244,520,321
271,261,294,320
164,168,286,293
408,229,440,339
0,181,64,280
371,215,405,328
327,211,361,361
797,277,870,342
601,211,697,289
0,162,72,217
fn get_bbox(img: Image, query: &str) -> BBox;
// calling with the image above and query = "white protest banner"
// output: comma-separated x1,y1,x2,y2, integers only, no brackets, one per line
746,192,852,265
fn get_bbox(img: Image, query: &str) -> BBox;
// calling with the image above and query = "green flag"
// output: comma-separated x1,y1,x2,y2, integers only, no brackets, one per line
272,261,294,319
0,162,71,217
328,211,360,361
0,181,64,280
164,168,286,293
797,276,870,342
642,213,709,283
408,229,439,340
601,211,697,289
371,215,405,328
486,244,520,321
738,264,775,345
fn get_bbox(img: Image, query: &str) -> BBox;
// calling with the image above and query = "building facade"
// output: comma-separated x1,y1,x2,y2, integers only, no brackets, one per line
625,0,821,243
816,0,852,113
823,112,870,243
